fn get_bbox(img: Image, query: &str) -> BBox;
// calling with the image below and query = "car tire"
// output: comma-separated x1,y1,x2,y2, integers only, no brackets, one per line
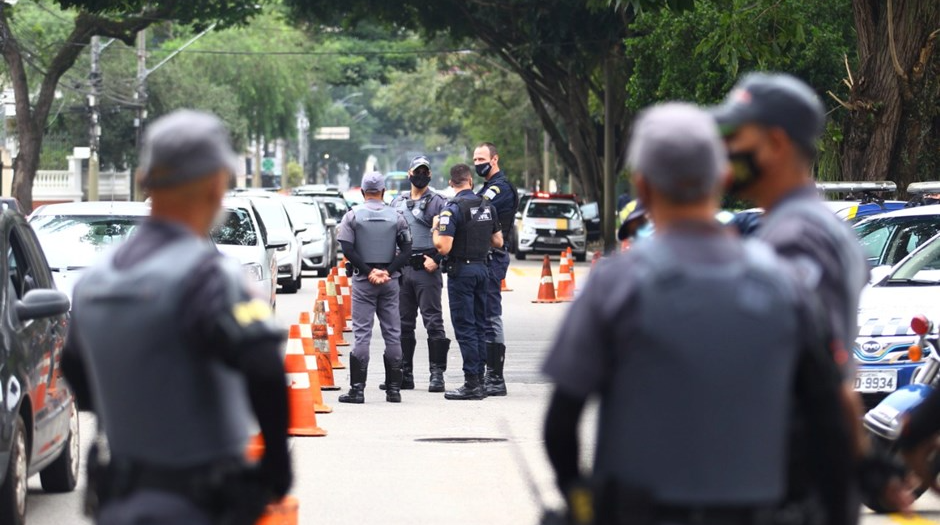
281,273,300,294
575,251,586,262
515,251,526,261
0,414,28,525
40,403,79,493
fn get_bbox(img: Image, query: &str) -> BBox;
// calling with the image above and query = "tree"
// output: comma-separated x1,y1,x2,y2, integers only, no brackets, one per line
0,0,261,210
838,1,940,188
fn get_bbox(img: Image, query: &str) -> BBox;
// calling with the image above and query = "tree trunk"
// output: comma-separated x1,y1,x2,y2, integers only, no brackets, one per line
841,0,940,190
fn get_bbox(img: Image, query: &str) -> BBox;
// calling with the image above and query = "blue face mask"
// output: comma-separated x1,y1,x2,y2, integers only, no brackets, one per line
633,222,655,241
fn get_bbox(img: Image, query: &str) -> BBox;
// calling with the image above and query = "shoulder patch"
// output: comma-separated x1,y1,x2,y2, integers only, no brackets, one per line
439,216,450,226
441,210,453,216
483,188,498,200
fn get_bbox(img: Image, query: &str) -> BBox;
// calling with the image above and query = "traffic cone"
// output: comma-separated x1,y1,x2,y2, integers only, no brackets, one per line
316,279,327,302
556,251,573,302
567,247,577,295
298,311,311,325
329,269,352,333
308,305,341,387
285,368,327,437
501,278,512,292
286,325,332,416
256,496,299,525
591,251,601,267
339,270,352,321
327,294,350,347
319,299,346,369
533,255,561,304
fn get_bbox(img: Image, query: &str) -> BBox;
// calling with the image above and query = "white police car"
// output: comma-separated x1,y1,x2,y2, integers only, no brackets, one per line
854,230,940,409
513,193,587,261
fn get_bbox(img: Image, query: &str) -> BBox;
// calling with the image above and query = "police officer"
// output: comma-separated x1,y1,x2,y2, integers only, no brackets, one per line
433,163,502,400
714,73,912,512
473,142,518,397
61,110,291,525
337,172,412,404
386,155,450,392
543,103,854,525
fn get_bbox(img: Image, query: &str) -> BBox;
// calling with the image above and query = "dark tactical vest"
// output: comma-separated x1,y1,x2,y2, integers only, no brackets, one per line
450,195,496,261
593,237,801,504
71,237,251,467
394,192,439,252
352,205,399,264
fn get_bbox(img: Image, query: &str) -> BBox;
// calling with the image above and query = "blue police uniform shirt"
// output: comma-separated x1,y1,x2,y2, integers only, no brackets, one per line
437,189,476,238
477,171,515,215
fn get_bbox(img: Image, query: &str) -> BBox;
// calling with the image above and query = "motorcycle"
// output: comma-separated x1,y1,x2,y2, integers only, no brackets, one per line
862,314,940,512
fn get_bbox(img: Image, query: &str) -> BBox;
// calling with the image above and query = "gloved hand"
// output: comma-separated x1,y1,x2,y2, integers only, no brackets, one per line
258,443,293,498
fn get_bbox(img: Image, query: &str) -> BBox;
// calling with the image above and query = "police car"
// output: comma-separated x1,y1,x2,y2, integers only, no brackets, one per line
816,181,906,223
854,230,940,408
513,193,587,261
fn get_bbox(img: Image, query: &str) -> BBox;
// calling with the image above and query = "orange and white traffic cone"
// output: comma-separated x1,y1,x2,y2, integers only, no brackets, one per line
286,325,331,415
327,294,350,348
309,302,342,385
316,279,327,303
285,367,327,437
567,247,576,294
556,251,573,302
256,496,299,525
501,278,512,292
533,255,561,304
322,299,348,366
329,269,352,333
339,272,352,322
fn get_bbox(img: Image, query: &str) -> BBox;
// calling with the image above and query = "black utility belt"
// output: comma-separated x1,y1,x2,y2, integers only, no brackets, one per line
450,258,486,264
367,264,391,270
654,505,776,525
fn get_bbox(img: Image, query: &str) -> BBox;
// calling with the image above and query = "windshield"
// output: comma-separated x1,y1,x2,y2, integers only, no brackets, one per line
855,217,940,267
316,197,349,221
285,201,323,227
886,232,940,284
526,201,580,220
30,214,142,269
211,208,257,246
251,198,291,232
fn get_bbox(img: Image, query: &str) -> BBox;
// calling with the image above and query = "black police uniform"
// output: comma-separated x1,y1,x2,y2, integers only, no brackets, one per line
62,220,291,525
543,222,853,525
437,188,500,400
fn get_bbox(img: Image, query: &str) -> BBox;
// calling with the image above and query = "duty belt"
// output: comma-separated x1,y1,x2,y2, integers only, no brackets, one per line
452,258,486,264
654,505,776,525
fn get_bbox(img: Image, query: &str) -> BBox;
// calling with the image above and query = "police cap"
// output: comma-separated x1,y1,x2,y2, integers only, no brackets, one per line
138,110,238,189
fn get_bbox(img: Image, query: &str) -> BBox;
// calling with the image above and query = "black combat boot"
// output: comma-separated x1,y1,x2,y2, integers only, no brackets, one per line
427,338,450,393
483,343,508,397
444,373,485,400
338,355,367,404
381,336,416,391
384,354,403,403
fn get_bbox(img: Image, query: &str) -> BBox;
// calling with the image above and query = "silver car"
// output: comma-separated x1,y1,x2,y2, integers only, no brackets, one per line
213,198,282,308
29,201,151,300
284,197,337,276
241,193,304,294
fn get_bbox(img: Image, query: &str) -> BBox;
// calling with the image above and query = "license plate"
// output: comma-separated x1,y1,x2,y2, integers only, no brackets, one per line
854,369,897,393
541,237,563,244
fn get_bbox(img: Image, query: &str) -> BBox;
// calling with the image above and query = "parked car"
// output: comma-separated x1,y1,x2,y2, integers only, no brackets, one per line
0,209,78,525
213,198,281,308
854,205,940,274
817,181,906,223
284,197,338,276
29,202,150,301
514,193,587,261
241,193,304,294
292,184,344,199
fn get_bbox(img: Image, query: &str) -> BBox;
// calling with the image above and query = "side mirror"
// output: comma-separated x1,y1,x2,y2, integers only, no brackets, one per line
869,265,892,284
294,226,308,234
16,289,70,321
325,218,337,228
266,234,290,250
515,212,522,220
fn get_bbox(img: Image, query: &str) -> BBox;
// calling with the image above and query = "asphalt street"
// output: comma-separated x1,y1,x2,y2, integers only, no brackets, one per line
22,256,940,524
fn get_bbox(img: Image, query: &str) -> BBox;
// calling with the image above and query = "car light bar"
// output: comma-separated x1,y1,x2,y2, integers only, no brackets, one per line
815,181,897,193
907,182,940,194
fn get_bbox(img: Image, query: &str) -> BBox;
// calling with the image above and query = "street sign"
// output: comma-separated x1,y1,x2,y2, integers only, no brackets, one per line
314,126,350,140
262,157,276,173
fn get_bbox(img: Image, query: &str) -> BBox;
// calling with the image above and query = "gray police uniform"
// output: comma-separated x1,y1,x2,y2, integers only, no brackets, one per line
337,201,410,367
544,224,820,511
391,190,450,390
757,186,868,378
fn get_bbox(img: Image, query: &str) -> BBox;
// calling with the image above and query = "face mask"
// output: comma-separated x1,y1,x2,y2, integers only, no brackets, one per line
727,150,763,196
475,162,492,178
411,171,431,189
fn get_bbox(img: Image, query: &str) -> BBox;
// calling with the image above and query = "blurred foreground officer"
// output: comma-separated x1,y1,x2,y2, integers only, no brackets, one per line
337,172,412,403
543,103,854,525
61,110,291,525
473,143,518,397
433,164,502,400
714,73,911,512
387,155,450,392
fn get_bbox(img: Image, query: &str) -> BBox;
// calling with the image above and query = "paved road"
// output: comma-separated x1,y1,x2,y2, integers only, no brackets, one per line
23,256,940,524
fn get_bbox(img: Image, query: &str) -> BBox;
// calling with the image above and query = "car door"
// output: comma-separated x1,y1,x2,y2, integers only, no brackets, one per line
6,219,67,465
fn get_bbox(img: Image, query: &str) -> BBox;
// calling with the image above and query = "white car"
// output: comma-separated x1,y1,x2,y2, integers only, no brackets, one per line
213,198,281,308
514,194,587,261
241,194,304,294
284,197,337,276
29,201,151,300
854,204,940,276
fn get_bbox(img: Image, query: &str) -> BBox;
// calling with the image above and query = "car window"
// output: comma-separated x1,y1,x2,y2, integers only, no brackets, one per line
887,222,940,265
856,222,893,265
29,214,141,270
888,233,940,283
211,208,258,246
317,198,349,221
285,201,323,227
250,199,291,232
526,202,580,220
8,228,38,299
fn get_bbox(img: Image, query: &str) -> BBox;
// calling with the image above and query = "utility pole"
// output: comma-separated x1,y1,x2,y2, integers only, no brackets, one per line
87,36,101,201
602,52,617,252
542,130,550,193
132,29,146,202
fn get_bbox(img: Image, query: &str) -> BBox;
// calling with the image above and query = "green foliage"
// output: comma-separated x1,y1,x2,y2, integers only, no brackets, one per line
286,160,303,187
54,0,262,31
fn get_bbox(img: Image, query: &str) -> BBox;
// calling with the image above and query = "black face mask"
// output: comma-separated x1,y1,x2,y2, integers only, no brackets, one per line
727,150,763,196
474,162,492,178
410,171,431,189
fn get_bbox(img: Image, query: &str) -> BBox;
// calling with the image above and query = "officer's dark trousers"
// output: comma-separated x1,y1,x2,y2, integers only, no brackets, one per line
399,265,445,340
447,262,488,375
484,249,510,344
98,490,212,525
351,275,403,366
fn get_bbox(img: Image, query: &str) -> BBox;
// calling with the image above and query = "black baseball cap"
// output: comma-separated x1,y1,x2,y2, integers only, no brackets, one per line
138,110,238,189
409,155,431,171
711,73,825,156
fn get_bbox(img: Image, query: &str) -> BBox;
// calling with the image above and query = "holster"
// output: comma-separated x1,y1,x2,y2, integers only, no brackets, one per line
410,253,427,271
